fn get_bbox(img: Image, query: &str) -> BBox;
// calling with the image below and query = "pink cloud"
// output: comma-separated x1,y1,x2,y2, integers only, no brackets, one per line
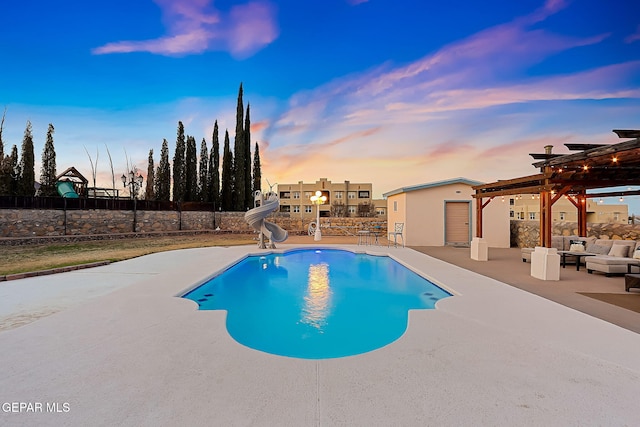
92,0,278,58
258,0,638,195
626,25,640,43
250,120,269,133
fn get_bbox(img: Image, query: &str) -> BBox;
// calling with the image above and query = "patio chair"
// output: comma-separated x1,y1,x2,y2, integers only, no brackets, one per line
388,223,404,248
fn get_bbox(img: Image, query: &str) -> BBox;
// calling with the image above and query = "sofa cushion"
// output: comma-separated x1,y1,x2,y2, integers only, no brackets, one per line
587,244,611,255
593,239,614,249
551,236,564,250
587,256,640,266
613,240,636,255
633,247,640,260
608,245,629,258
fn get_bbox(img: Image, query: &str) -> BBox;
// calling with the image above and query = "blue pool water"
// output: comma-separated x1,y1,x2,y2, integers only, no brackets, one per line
182,249,451,359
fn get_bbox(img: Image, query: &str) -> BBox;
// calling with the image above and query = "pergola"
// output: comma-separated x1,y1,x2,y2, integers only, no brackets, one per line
472,129,640,248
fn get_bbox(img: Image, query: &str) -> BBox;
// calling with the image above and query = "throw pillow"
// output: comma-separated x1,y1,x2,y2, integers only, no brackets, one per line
587,244,611,255
608,245,629,258
634,248,640,260
569,243,585,252
569,240,586,252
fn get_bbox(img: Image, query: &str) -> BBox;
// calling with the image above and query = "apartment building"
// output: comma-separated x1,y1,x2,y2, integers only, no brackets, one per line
509,195,628,223
277,178,386,218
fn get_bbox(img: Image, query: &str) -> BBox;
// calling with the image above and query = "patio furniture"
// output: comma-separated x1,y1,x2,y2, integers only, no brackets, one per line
624,273,640,292
558,251,597,271
586,241,640,276
388,223,404,248
369,225,383,245
357,230,370,246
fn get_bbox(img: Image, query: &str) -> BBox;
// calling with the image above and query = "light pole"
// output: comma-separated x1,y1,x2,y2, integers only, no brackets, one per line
310,190,327,241
121,170,144,233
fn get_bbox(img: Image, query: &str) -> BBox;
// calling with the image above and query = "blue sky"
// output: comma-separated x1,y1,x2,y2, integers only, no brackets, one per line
1,0,639,211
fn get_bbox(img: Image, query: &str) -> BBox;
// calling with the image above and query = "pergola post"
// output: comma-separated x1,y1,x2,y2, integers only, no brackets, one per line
539,190,552,247
578,191,587,237
471,196,493,261
476,196,483,238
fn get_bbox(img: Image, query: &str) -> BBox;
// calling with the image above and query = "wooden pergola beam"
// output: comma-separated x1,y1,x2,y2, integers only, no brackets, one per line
473,130,640,248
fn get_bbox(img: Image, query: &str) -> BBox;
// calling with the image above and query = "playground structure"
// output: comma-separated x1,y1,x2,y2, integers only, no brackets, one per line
244,190,288,249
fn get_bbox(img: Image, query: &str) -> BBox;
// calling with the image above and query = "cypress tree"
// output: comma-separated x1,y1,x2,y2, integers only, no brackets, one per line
208,121,220,207
0,108,5,161
198,137,208,202
9,145,19,195
0,144,12,196
155,139,171,201
1,145,19,195
252,142,261,194
145,149,155,200
244,103,252,207
172,122,186,203
221,130,233,211
184,135,197,202
18,120,35,196
39,123,57,197
0,111,7,195
233,83,245,210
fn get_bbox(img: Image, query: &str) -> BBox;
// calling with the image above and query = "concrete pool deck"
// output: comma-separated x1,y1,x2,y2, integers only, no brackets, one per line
1,243,639,426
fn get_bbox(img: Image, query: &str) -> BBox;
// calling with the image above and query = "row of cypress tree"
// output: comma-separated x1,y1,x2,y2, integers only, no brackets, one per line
0,111,57,198
0,84,263,212
145,83,262,211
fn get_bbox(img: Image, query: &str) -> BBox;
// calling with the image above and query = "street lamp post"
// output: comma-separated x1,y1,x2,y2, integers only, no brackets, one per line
310,190,327,241
121,170,144,233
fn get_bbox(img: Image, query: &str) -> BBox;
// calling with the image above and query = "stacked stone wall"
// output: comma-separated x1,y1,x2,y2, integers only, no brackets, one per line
0,209,386,240
511,220,640,248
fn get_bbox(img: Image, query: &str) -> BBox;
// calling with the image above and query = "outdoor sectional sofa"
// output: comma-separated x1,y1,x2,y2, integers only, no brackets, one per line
522,236,640,277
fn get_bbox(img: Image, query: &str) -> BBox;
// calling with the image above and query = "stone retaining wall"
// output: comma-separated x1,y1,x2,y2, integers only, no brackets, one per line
0,209,386,240
511,220,640,248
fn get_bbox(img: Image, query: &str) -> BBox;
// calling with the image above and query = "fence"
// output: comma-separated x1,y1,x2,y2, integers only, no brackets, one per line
0,196,215,212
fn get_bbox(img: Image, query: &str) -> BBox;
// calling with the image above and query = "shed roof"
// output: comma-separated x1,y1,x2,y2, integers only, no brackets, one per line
383,177,484,198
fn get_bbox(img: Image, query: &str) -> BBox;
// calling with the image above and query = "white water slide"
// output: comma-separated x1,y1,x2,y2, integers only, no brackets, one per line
244,191,288,248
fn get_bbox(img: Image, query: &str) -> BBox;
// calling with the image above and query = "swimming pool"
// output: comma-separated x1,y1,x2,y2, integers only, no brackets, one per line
183,249,451,359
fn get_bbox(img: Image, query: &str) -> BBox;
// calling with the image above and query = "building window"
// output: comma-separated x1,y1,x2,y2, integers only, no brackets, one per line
348,191,356,199
358,190,370,198
559,212,566,220
393,201,398,212
614,212,620,221
304,191,313,199
293,191,300,199
335,191,343,199
529,212,535,220
347,206,357,215
509,198,515,205
280,205,290,213
293,205,300,213
376,208,385,216
509,210,514,218
280,191,290,199
304,205,313,213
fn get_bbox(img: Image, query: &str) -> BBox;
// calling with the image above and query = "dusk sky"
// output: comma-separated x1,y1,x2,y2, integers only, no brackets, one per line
1,0,639,210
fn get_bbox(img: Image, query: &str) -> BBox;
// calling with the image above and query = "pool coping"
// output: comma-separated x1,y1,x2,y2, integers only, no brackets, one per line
1,244,639,426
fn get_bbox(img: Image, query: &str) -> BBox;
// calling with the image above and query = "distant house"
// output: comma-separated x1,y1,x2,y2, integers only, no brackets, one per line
383,177,510,247
277,178,385,218
509,195,628,223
